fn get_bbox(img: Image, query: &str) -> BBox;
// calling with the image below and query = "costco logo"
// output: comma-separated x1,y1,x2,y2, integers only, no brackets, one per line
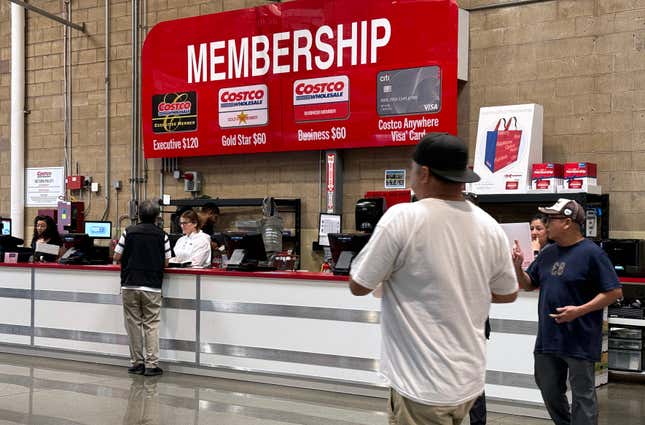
218,84,268,128
157,101,192,116
293,76,350,122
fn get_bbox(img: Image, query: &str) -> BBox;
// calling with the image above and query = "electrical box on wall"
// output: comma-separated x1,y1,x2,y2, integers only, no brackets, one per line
183,171,201,192
66,175,85,190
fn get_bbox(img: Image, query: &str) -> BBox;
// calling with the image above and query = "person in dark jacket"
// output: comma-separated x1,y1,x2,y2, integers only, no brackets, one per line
114,200,171,376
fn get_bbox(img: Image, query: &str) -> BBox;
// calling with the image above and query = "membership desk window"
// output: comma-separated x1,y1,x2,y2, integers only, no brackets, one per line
318,213,342,247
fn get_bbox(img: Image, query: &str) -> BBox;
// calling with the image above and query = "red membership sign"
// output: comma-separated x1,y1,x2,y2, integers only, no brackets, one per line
141,0,459,158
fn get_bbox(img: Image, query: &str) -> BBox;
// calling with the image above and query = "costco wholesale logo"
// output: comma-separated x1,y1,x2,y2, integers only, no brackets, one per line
152,92,198,133
293,76,350,123
218,84,268,128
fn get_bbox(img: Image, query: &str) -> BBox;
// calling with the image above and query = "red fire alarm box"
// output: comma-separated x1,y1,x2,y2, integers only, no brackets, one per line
66,175,85,190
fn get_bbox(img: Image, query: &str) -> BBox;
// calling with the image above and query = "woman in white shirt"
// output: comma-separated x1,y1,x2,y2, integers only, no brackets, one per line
173,210,211,267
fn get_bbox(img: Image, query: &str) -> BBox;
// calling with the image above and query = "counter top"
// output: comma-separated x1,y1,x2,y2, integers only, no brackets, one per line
0,262,348,281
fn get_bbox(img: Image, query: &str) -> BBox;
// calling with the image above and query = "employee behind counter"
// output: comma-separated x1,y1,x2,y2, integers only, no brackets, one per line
171,210,211,267
31,215,63,261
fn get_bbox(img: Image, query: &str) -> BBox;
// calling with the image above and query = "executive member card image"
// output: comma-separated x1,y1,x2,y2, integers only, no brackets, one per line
377,66,441,116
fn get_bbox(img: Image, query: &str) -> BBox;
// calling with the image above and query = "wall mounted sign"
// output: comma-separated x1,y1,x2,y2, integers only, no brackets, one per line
384,169,406,189
25,167,65,207
142,0,459,158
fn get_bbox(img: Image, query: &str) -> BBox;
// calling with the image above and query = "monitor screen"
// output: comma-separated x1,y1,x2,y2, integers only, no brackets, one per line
1,218,11,236
223,232,267,262
328,233,371,266
84,221,112,239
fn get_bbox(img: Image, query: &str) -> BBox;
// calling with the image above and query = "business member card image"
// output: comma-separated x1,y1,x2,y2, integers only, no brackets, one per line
377,66,441,116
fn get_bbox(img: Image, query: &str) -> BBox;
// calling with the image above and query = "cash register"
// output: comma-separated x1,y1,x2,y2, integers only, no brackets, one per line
59,233,93,264
223,232,275,271
327,197,386,275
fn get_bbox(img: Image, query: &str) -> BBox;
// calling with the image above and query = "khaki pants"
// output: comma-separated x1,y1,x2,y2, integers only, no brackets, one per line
388,388,477,425
122,290,162,368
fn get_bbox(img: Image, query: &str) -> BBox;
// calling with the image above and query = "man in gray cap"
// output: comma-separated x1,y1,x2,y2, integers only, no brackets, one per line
513,198,622,425
349,133,519,425
114,200,171,376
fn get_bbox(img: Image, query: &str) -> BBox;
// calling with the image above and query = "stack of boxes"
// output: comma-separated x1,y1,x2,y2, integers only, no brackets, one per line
530,163,562,192
529,162,601,194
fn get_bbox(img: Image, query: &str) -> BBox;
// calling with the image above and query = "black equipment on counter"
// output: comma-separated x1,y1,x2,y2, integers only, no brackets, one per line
0,235,33,262
223,232,274,271
600,239,645,276
355,198,385,233
328,233,371,275
59,233,92,264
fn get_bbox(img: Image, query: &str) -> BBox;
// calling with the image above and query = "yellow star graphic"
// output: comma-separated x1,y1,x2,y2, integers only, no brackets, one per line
237,111,248,124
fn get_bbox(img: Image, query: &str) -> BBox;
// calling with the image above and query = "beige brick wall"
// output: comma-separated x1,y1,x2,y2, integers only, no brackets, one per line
461,0,645,240
1,0,645,270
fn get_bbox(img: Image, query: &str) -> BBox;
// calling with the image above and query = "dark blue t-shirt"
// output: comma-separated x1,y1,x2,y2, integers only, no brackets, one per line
527,239,620,361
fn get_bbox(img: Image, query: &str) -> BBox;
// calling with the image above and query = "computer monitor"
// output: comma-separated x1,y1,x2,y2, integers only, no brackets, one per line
83,221,112,239
328,233,371,275
223,232,268,270
1,218,11,236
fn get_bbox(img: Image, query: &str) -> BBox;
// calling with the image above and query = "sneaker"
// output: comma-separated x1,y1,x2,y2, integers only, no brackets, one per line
127,363,145,375
143,366,163,376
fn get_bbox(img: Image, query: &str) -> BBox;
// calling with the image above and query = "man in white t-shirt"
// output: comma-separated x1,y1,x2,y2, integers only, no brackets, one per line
349,133,519,425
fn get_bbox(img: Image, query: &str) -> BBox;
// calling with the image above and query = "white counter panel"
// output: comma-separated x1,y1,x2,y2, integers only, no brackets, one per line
487,333,536,375
200,352,386,386
486,383,544,404
163,274,196,299
0,268,31,289
34,336,129,357
35,269,120,294
161,349,195,363
200,276,381,311
490,291,539,322
0,334,30,345
200,311,380,358
159,308,196,341
35,300,125,335
0,298,31,326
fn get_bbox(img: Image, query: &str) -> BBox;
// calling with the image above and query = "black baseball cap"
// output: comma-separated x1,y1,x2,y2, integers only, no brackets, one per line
413,133,480,183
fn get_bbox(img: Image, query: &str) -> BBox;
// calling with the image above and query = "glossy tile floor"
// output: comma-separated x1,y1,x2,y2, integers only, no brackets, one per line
0,354,643,425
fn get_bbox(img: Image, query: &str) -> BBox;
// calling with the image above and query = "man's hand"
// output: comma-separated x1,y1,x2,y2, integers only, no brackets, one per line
549,306,583,323
550,287,622,324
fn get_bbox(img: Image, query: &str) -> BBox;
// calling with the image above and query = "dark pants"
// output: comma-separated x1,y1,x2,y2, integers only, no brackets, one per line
469,392,486,425
534,353,598,425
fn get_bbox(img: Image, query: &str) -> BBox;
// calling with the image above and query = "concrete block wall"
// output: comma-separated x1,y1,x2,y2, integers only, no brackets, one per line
1,0,644,270
460,0,645,239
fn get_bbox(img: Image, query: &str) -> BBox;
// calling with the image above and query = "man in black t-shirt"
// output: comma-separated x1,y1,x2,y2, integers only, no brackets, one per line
114,200,171,376
513,199,622,425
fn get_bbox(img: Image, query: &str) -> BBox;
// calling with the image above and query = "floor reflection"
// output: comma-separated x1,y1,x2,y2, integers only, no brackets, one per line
0,353,641,425
123,376,161,425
